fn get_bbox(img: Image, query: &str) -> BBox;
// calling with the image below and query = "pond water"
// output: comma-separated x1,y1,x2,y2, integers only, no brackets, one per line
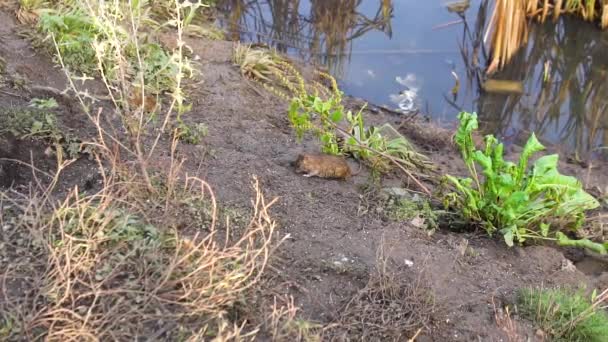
217,0,608,161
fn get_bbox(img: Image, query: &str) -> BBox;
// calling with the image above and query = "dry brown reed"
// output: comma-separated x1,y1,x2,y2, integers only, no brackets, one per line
486,0,608,73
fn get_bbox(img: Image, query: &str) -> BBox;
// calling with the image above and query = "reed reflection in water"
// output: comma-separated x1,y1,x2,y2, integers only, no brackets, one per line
217,0,393,76
472,17,608,161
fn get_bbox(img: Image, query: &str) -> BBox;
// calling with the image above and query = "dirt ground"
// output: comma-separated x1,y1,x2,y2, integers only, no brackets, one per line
1,9,608,341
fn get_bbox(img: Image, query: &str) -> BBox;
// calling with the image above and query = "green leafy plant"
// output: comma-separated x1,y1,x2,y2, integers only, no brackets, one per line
175,121,208,144
38,9,103,74
0,106,87,159
29,97,58,109
60,205,161,247
288,94,345,155
1,106,60,140
127,41,188,94
288,93,432,172
445,112,603,252
37,3,193,95
388,197,439,234
517,287,608,342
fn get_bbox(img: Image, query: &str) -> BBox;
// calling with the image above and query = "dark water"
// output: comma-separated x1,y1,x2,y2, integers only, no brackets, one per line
217,0,608,160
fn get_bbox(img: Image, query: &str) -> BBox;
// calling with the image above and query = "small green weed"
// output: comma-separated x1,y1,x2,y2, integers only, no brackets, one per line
128,41,182,95
289,92,433,173
445,112,604,252
29,96,58,109
58,204,162,248
175,121,208,144
517,287,608,342
289,93,344,155
38,9,102,74
388,197,438,233
1,105,60,140
0,103,86,159
36,4,194,95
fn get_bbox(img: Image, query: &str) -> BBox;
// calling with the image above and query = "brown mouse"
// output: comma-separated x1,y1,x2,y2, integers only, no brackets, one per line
293,153,361,180
128,86,157,113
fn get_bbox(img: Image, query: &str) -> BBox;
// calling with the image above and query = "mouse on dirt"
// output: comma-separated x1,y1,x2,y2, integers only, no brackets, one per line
293,153,361,180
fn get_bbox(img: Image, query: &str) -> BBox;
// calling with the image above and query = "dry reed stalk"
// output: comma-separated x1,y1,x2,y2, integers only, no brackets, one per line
487,0,608,72
485,0,529,74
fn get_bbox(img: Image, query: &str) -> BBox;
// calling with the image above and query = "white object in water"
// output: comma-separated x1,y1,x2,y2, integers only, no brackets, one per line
391,73,421,113
389,91,418,113
395,73,419,92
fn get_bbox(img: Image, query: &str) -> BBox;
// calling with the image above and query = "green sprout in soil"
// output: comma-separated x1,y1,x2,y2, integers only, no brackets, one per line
517,287,608,342
444,111,604,253
389,197,439,233
175,121,208,144
0,101,86,159
38,9,102,75
36,2,195,95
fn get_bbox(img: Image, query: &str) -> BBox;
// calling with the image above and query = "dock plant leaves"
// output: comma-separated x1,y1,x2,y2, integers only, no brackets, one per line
445,112,602,253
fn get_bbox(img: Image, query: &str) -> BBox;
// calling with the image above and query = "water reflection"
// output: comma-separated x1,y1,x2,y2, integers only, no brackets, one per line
217,0,393,76
463,10,608,160
217,0,608,161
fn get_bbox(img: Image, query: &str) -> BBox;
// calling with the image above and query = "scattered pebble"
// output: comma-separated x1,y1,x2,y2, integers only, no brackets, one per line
382,187,412,199
560,258,576,272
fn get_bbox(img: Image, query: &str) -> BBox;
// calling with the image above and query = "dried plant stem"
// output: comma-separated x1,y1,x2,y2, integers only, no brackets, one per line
332,124,432,195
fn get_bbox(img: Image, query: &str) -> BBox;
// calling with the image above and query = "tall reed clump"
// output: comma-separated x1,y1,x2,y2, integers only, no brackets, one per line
486,0,608,73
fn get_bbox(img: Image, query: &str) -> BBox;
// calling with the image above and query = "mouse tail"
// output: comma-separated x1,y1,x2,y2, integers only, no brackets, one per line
351,158,363,176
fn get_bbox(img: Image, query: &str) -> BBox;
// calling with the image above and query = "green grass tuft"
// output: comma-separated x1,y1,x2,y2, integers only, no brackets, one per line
517,287,608,342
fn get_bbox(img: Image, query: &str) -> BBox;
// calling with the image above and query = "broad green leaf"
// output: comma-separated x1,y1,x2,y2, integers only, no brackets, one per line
558,189,600,215
527,154,599,213
473,150,492,170
313,97,323,112
502,227,515,247
516,133,544,183
540,223,550,237
491,142,505,172
454,112,479,164
473,150,497,195
322,100,332,113
531,154,559,179
496,173,515,198
484,135,498,156
330,110,343,123
503,191,528,208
